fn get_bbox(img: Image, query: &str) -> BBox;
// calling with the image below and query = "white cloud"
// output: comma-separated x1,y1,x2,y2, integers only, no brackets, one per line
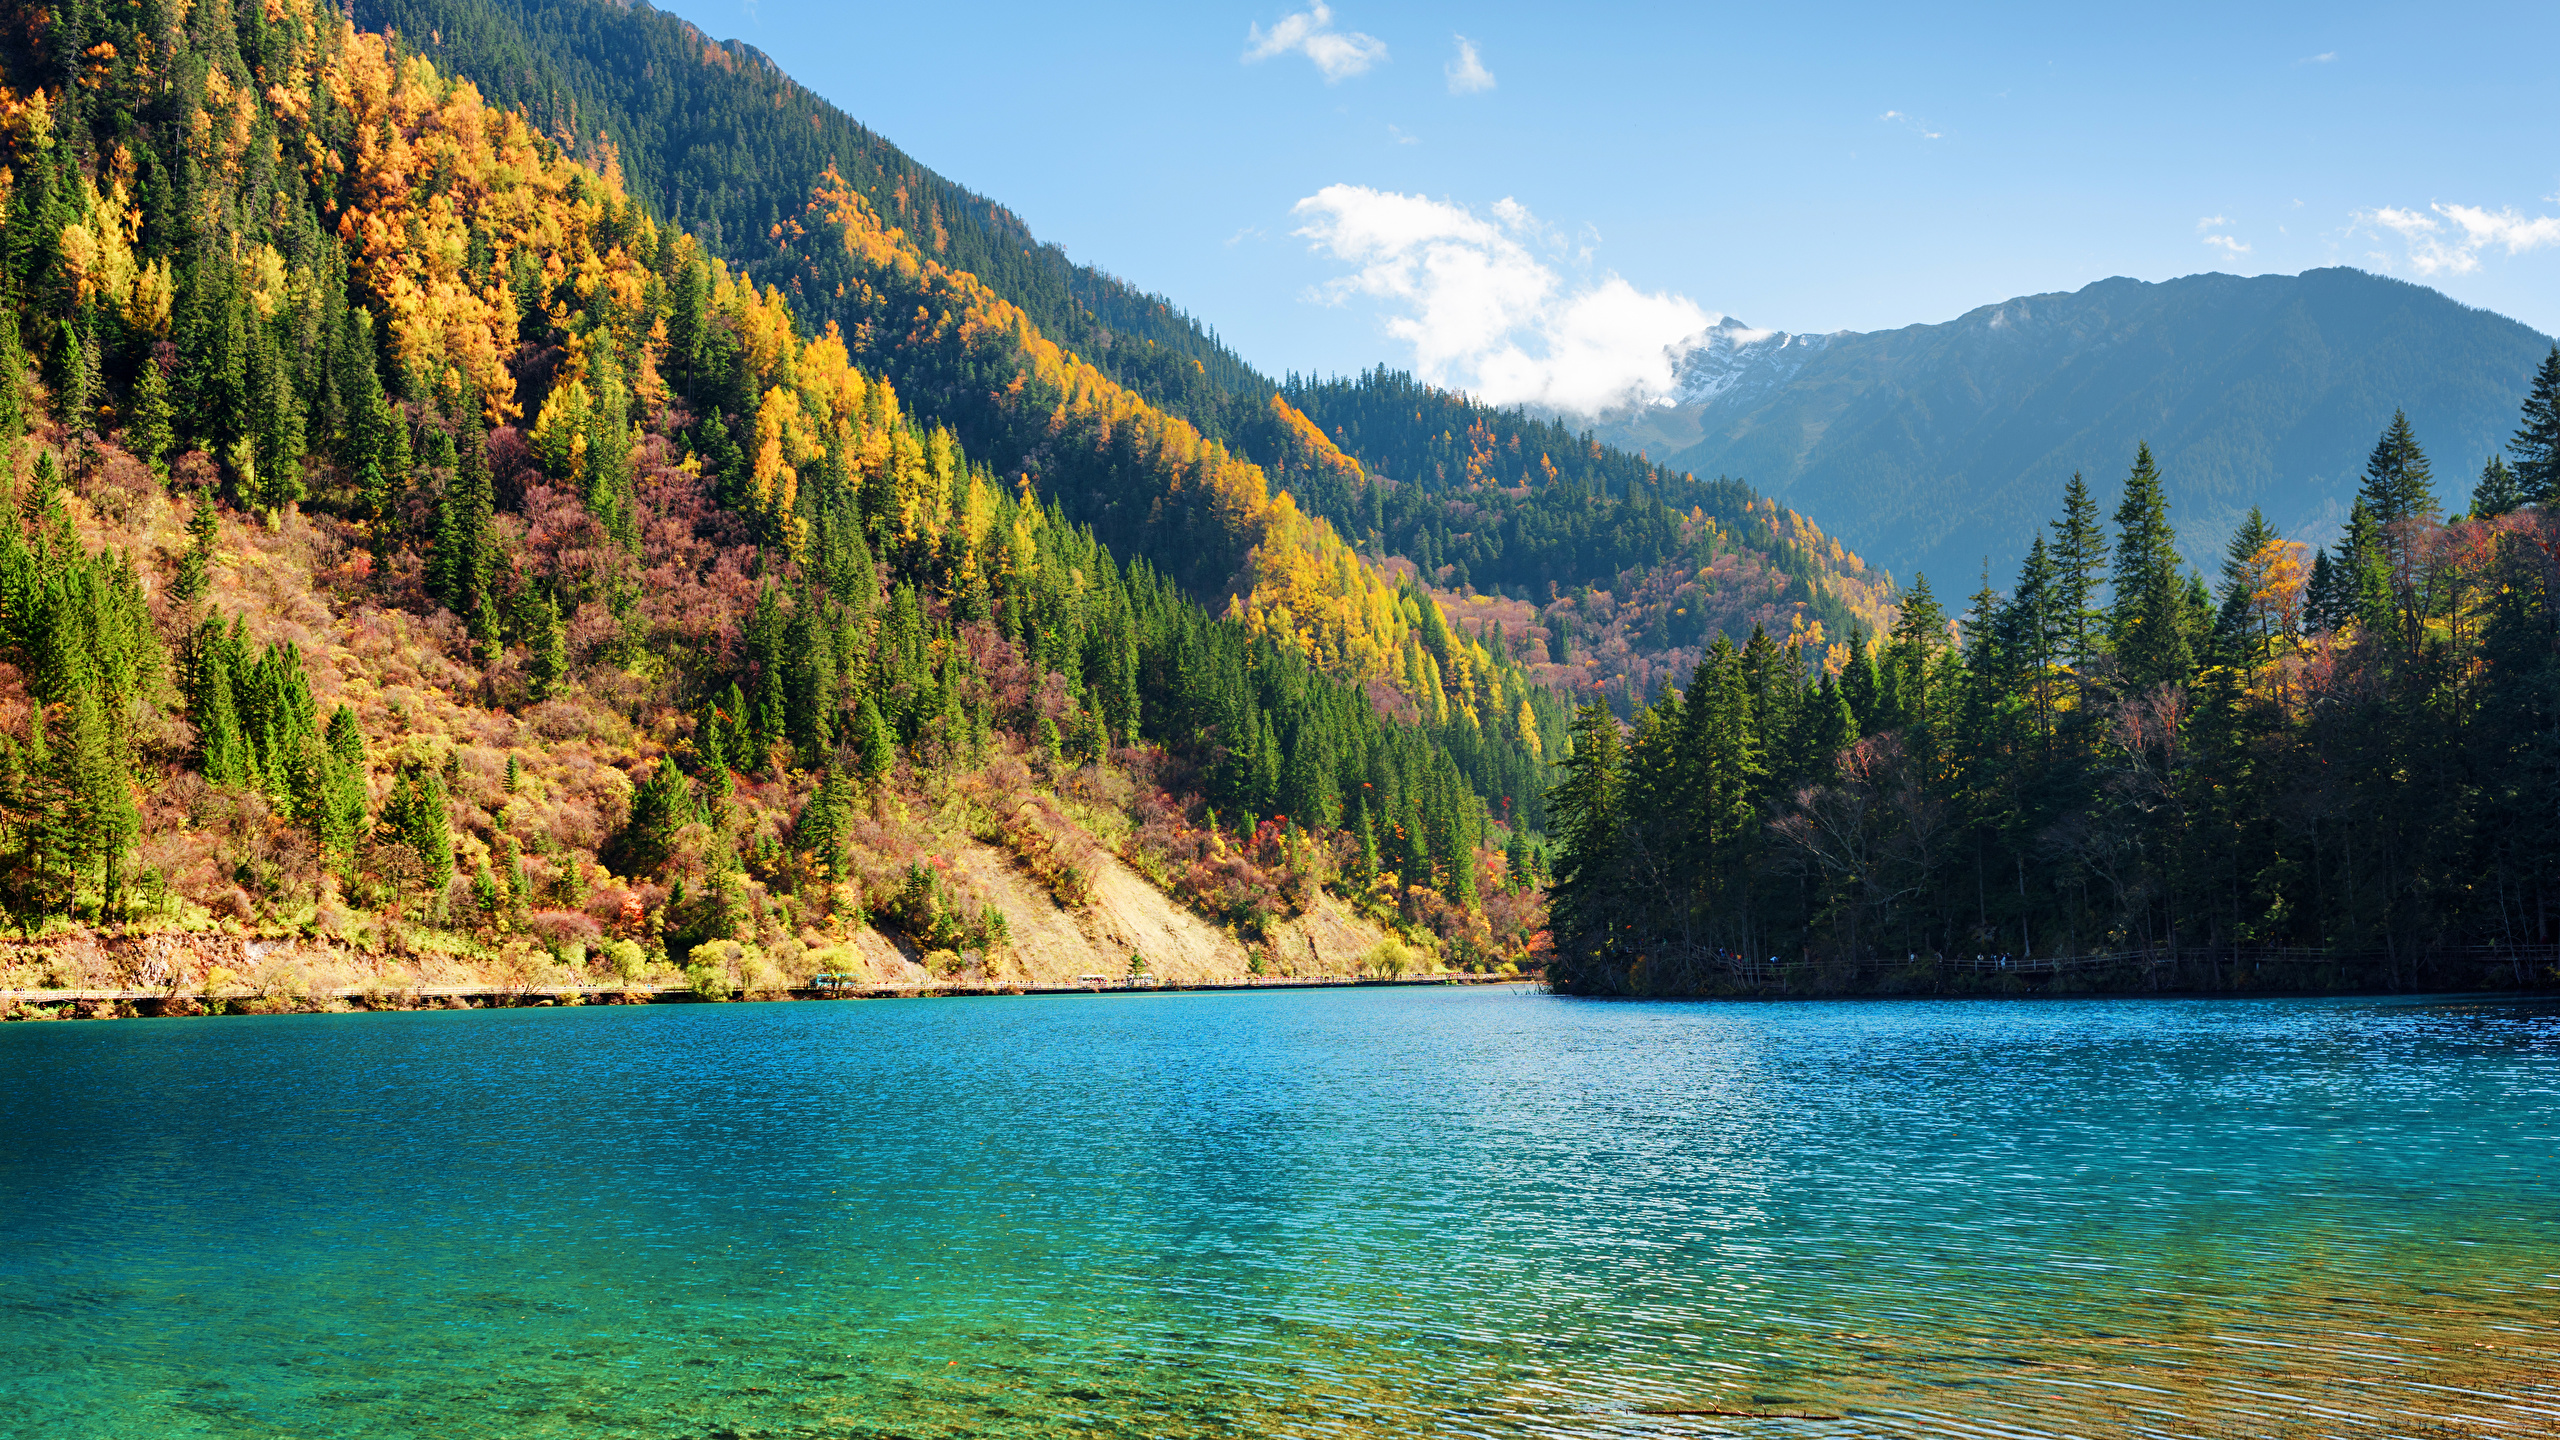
2358,201,2560,275
2196,216,2250,256
1880,109,1942,140
1292,185,1715,414
1386,123,1420,145
1445,35,1495,94
1245,4,1386,82
2298,51,2337,64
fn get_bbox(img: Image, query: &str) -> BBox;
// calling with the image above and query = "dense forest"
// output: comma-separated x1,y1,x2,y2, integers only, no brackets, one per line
1548,363,2560,993
0,0,1548,986
346,0,1890,694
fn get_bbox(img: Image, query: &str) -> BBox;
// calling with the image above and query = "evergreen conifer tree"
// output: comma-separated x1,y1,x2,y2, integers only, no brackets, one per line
53,316,90,436
1544,702,1625,980
129,351,175,473
23,451,59,519
0,312,24,452
2109,444,2191,690
2341,499,2395,635
57,687,135,918
429,427,494,615
2302,548,2344,634
2359,409,2437,526
175,487,219,604
2471,455,2524,520
1839,629,1883,734
246,322,307,512
1885,575,1947,730
797,768,855,882
2512,344,2560,505
528,594,568,701
320,704,366,863
382,759,454,894
854,694,896,783
2049,472,2110,666
614,757,694,875
1806,671,1855,759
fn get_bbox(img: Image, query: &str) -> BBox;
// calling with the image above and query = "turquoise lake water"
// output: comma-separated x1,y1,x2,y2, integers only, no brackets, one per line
3,988,2555,1438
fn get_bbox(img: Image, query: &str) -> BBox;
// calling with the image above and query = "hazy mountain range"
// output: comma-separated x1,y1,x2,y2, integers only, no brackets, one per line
1587,269,2554,583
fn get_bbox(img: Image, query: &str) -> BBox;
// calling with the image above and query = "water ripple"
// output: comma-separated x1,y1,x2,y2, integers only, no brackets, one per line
1,989,2554,1437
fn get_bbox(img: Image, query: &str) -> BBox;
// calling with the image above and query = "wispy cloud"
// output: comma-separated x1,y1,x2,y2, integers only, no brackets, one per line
1880,109,1942,140
2196,215,2250,257
1292,185,1715,414
2297,51,2337,64
1245,4,1387,82
1445,35,1495,94
1387,123,1420,145
2357,201,2560,275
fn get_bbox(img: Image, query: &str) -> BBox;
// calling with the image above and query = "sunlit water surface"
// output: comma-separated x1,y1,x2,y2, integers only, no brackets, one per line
2,989,2555,1438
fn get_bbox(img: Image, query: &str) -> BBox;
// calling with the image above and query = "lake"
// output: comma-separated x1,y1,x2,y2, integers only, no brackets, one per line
2,988,2554,1437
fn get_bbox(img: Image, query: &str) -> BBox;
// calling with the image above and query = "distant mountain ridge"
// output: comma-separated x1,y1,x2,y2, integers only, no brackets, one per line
371,0,1895,686
1587,270,2554,582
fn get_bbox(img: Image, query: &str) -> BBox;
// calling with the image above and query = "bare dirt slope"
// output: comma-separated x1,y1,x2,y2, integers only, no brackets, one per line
939,836,1400,984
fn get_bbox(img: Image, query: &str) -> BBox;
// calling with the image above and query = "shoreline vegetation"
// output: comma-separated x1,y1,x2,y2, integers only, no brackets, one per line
12,936,2552,1022
1,968,1522,1022
1571,944,2558,999
1549,389,2560,998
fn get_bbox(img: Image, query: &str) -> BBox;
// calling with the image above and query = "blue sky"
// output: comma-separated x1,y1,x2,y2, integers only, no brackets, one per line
658,0,2559,410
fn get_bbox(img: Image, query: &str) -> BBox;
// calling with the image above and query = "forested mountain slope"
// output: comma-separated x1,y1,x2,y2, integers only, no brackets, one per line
0,0,1546,997
352,0,1892,691
348,0,1272,443
1598,270,2554,585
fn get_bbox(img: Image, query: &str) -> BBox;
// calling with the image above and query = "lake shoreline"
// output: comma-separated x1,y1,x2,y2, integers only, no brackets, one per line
0,973,1530,1021
1552,945,2560,1000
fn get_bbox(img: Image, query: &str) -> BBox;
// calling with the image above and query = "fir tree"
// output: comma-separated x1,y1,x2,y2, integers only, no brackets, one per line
57,688,135,918
2049,471,2110,667
1544,701,1624,979
1839,629,1883,734
246,322,307,513
2359,409,2437,526
2301,547,2344,635
23,451,60,519
2512,344,2560,505
0,707,72,936
0,311,24,452
129,350,175,473
612,757,694,875
2340,499,2395,636
174,487,219,604
53,316,91,437
528,594,568,701
2470,454,2524,521
381,759,455,894
429,427,494,615
2109,444,2191,690
1884,575,1947,730
797,767,856,883
320,705,367,863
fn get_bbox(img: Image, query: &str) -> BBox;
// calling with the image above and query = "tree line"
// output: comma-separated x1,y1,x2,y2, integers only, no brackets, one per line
1548,355,2560,992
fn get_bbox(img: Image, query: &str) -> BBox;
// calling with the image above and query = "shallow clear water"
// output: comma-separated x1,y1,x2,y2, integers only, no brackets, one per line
3,989,2555,1438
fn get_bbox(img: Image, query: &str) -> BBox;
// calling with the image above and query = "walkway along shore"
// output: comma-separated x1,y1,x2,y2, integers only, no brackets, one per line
1,973,1530,1020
